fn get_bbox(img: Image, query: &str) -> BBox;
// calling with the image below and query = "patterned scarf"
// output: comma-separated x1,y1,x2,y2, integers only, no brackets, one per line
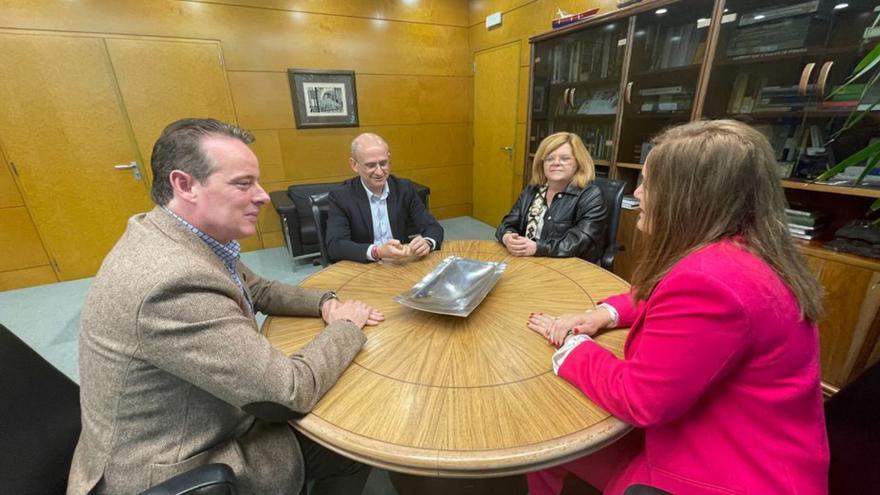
525,185,548,240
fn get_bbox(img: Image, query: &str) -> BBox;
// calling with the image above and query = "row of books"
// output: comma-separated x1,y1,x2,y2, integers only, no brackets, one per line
621,195,640,210
786,206,828,241
822,83,880,110
554,87,619,116
549,31,624,83
530,121,614,161
637,85,693,114
640,21,706,71
727,73,810,115
725,1,820,58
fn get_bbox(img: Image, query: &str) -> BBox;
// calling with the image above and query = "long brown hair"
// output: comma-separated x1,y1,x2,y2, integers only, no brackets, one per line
632,120,823,322
530,132,595,188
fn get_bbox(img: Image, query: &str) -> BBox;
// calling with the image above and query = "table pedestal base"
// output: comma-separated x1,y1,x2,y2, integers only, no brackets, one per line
388,471,527,495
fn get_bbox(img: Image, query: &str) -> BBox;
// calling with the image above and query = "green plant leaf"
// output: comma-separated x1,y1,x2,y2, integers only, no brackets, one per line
871,198,880,212
816,140,880,180
855,152,880,185
828,44,880,99
855,42,880,74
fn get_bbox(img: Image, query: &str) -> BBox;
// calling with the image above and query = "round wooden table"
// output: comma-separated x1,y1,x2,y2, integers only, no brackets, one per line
264,240,631,478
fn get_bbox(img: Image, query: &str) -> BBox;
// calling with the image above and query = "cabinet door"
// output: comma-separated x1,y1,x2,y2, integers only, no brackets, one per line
701,0,879,186
612,207,644,281
0,33,152,281
530,20,628,179
616,1,715,178
804,252,880,387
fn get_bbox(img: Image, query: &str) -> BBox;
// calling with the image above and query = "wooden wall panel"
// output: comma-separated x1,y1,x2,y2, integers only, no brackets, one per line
250,130,286,184
1,0,473,284
406,165,473,208
0,265,57,291
228,72,294,130
216,0,470,26
432,203,473,219
0,207,51,272
261,230,284,248
1,1,470,75
357,75,472,125
230,72,472,130
0,160,23,209
469,0,534,27
276,124,472,181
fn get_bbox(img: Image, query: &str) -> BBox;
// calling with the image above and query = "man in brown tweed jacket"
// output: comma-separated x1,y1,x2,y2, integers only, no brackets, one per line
67,118,383,494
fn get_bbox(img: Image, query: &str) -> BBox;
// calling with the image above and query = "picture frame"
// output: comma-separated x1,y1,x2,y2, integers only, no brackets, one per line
287,69,359,128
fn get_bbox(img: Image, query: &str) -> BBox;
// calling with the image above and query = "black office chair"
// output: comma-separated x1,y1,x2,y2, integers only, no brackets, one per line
0,324,238,494
310,192,332,267
592,178,625,271
826,360,880,494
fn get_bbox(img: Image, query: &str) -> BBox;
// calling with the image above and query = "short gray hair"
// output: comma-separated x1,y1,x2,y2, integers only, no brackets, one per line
150,118,254,205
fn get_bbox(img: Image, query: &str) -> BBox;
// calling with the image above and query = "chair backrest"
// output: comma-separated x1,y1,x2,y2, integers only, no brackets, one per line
826,360,880,494
592,178,625,271
310,193,331,267
0,323,81,494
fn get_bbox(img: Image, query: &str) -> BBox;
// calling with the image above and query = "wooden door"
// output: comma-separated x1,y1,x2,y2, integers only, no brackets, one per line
473,42,519,226
105,38,254,250
105,38,236,183
0,33,152,280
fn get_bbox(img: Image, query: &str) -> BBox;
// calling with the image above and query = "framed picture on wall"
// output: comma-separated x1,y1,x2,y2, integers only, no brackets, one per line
287,69,359,128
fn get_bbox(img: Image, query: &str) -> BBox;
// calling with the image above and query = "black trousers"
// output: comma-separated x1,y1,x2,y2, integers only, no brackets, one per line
295,429,371,495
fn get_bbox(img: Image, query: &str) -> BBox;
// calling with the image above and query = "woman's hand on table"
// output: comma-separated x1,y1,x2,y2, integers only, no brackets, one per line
527,309,610,347
502,232,537,257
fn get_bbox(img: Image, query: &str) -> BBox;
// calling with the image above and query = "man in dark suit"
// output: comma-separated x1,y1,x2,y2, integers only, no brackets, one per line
326,133,444,263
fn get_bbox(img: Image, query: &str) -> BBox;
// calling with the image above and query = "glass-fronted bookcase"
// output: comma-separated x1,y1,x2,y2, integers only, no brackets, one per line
528,0,880,390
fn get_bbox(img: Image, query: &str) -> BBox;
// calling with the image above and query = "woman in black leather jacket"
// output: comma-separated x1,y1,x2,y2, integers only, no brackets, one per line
496,132,607,262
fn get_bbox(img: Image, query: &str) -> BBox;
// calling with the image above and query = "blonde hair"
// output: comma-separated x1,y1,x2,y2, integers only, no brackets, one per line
530,132,595,188
632,119,823,322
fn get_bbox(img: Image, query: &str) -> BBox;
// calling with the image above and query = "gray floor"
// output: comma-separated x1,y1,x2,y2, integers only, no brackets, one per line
0,216,497,495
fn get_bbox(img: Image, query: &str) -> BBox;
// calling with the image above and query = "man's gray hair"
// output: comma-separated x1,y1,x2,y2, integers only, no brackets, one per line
350,133,389,161
150,118,254,205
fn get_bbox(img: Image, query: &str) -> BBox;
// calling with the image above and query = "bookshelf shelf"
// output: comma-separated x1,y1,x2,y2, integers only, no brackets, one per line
628,111,691,119
549,78,620,89
781,179,880,199
716,49,812,67
616,162,643,170
630,63,701,78
595,159,611,167
552,113,617,120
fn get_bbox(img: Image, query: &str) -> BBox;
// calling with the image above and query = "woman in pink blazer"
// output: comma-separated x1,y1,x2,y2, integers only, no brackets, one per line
526,120,829,495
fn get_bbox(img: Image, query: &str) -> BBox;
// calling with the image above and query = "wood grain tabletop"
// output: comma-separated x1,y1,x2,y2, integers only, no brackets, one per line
264,240,632,477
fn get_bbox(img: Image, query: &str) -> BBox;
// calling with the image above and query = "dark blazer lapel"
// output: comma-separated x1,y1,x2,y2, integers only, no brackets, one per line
387,177,405,239
351,179,374,235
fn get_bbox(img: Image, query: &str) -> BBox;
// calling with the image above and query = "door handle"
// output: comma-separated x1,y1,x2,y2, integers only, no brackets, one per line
500,146,513,160
114,161,143,181
625,81,634,104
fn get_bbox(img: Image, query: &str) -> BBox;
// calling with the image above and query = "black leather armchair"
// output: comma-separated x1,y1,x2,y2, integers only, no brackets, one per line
593,178,625,271
0,323,238,494
269,180,430,263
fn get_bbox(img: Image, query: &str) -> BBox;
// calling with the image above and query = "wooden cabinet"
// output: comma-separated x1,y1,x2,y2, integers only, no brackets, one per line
802,244,880,389
527,0,880,387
